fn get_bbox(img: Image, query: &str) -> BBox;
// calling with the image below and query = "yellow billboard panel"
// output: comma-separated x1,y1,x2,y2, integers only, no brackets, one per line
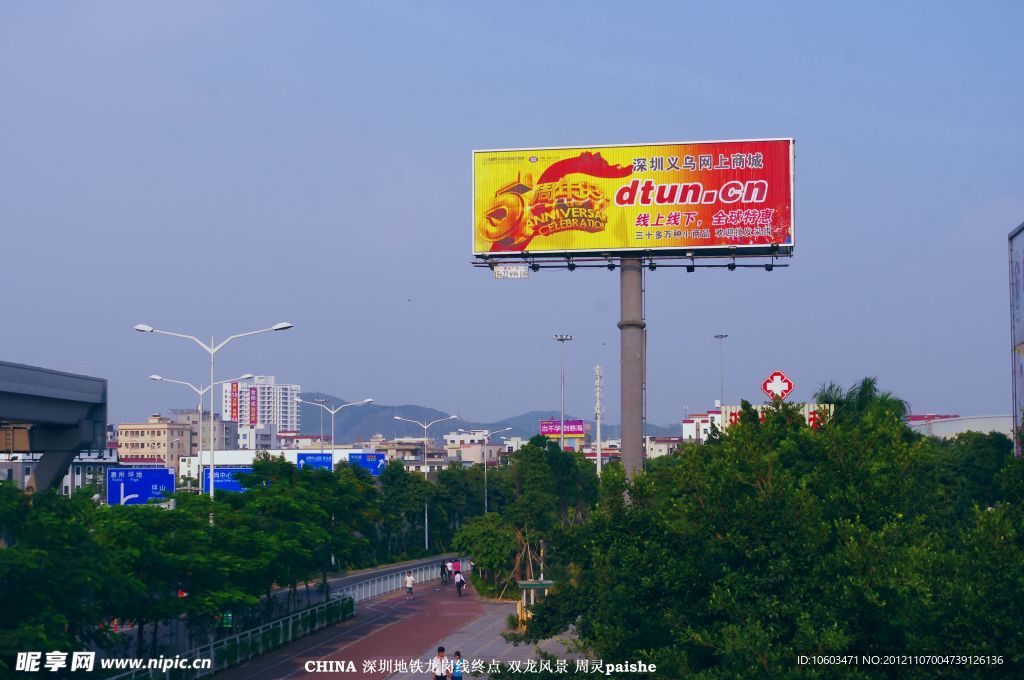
474,139,793,258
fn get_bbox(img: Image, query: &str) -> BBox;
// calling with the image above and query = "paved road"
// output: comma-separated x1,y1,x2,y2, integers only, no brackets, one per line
387,600,579,679
217,576,482,679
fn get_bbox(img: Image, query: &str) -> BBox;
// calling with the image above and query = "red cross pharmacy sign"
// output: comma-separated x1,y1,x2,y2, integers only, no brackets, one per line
761,370,795,400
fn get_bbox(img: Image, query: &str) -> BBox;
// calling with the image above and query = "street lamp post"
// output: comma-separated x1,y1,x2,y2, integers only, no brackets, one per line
714,334,728,408
553,335,573,450
393,414,458,551
134,322,293,508
295,397,373,462
459,427,510,514
313,398,327,454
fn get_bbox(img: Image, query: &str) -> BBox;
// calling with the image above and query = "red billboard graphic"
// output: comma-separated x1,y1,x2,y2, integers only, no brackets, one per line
249,387,258,426
230,383,239,422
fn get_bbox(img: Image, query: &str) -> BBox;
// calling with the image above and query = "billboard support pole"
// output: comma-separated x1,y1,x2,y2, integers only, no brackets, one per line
619,257,645,478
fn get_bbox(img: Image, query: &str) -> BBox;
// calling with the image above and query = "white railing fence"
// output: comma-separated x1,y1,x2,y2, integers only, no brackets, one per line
330,556,471,603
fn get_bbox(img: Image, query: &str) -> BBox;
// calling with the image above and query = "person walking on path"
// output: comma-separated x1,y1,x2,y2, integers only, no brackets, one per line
438,561,448,588
444,560,453,581
428,646,451,679
405,571,415,600
452,651,464,680
454,570,465,597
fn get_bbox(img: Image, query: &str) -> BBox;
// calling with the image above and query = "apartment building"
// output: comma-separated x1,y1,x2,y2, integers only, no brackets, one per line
221,375,300,432
116,414,190,469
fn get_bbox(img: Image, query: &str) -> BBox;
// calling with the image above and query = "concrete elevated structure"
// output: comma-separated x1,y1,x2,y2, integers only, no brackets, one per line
0,361,107,491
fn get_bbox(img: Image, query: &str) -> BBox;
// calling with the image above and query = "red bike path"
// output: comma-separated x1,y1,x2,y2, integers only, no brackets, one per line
216,580,483,680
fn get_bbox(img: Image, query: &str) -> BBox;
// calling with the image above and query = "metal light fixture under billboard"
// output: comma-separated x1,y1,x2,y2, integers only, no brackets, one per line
567,258,576,271
728,261,736,271
531,262,540,272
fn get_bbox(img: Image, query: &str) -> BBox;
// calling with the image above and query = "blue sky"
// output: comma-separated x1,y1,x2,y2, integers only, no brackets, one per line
1,2,1022,427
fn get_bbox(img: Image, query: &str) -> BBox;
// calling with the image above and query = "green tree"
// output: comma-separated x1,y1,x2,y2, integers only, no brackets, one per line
0,487,119,661
520,385,1024,678
452,513,516,592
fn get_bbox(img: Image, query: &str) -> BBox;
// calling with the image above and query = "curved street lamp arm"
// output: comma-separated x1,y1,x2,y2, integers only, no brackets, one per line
213,327,279,354
150,328,213,354
329,399,373,416
154,377,203,395
425,415,458,430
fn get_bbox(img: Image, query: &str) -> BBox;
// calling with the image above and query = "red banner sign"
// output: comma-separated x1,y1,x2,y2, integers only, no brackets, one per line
249,387,258,426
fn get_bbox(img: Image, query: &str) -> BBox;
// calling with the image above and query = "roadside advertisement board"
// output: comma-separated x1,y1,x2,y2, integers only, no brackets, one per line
230,382,239,422
474,139,793,258
540,419,585,439
720,404,833,430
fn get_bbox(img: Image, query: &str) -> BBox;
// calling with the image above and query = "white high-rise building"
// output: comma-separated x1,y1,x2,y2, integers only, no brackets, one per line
221,376,300,433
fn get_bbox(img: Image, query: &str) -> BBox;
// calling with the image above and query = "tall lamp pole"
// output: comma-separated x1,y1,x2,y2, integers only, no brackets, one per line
393,414,458,551
553,334,573,450
134,322,293,507
714,334,728,409
460,427,510,514
313,398,327,453
296,397,373,461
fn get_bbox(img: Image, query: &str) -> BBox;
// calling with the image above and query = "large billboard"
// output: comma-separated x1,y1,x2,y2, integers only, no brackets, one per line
230,382,239,422
474,139,793,258
540,419,585,439
1009,222,1024,454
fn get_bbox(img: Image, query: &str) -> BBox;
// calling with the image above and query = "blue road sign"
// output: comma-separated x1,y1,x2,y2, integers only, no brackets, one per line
106,467,175,506
202,467,254,493
296,453,334,471
348,453,386,477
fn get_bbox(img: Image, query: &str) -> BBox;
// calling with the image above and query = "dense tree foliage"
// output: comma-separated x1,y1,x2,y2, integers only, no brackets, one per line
0,453,440,668
519,381,1024,678
5,380,1019,678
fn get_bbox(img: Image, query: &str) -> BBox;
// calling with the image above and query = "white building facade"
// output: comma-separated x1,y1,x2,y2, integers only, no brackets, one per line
237,423,281,450
221,375,300,432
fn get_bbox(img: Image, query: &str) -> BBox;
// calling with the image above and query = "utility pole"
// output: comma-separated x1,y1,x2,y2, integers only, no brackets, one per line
314,398,327,454
553,334,573,450
594,365,603,476
714,334,728,408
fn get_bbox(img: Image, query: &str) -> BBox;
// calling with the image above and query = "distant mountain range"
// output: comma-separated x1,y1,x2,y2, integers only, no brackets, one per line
296,392,679,444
